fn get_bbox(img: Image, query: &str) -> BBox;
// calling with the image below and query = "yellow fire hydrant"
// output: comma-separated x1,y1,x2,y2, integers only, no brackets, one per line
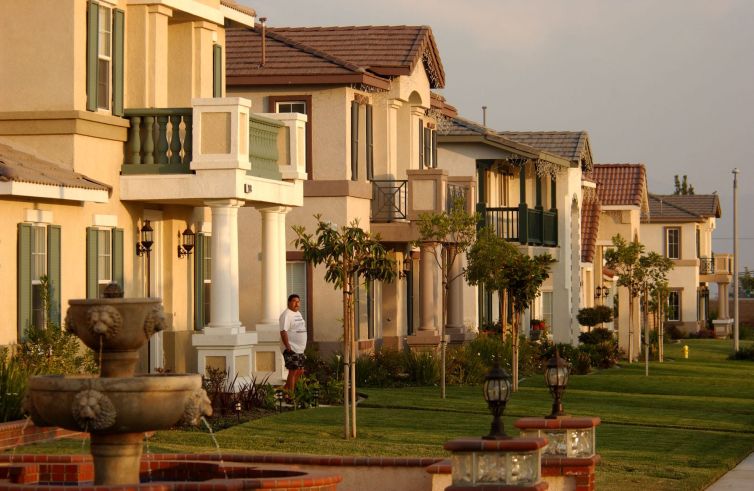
682,345,689,359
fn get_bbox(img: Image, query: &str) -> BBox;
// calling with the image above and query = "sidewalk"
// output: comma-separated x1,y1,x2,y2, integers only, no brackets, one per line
706,452,754,490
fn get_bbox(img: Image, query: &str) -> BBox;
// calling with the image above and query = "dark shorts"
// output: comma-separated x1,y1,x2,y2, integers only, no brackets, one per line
283,350,306,370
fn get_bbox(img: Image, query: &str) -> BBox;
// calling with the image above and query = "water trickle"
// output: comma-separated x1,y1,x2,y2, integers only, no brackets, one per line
82,422,89,452
143,432,153,482
201,416,228,479
98,336,104,376
9,416,32,463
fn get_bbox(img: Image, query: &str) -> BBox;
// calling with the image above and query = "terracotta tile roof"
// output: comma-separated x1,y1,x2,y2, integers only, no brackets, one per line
226,25,445,88
581,198,601,263
498,131,593,167
430,92,457,118
590,164,647,207
646,194,721,222
220,0,255,17
0,143,110,191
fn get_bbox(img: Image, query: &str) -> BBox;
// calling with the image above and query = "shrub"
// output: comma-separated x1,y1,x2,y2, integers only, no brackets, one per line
666,324,686,340
691,329,715,339
730,345,754,360
446,345,488,385
237,374,275,411
577,308,601,330
404,350,439,386
594,305,614,324
578,327,614,345
0,347,29,422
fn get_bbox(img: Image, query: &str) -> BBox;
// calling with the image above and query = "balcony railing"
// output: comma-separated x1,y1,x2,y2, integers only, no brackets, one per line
371,180,407,222
446,183,468,212
248,114,283,180
122,108,193,174
700,254,733,275
481,205,558,247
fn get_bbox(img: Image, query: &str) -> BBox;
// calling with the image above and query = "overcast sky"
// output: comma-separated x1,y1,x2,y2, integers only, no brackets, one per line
242,0,754,269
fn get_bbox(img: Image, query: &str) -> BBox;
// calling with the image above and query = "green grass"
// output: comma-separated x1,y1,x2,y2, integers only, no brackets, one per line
7,339,754,490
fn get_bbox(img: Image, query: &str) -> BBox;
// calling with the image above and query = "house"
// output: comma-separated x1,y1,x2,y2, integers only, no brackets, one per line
437,118,591,344
225,23,482,355
589,164,649,360
0,0,306,382
642,193,731,335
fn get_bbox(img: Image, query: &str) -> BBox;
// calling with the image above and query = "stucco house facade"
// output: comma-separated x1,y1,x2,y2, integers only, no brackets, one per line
0,0,306,383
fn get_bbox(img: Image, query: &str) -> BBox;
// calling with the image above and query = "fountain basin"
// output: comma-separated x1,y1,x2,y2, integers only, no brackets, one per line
25,374,208,433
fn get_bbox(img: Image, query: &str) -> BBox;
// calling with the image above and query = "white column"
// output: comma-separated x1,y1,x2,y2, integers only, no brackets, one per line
419,242,438,333
259,207,281,324
206,199,244,334
447,246,464,330
278,208,290,312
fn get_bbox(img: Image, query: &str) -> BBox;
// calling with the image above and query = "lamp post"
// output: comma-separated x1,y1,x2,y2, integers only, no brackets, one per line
482,362,512,439
274,389,285,413
234,401,242,423
136,220,154,297
733,168,740,353
177,227,195,258
545,349,570,419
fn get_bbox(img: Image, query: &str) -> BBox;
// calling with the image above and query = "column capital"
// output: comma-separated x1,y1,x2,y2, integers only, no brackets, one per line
257,205,291,214
205,199,245,209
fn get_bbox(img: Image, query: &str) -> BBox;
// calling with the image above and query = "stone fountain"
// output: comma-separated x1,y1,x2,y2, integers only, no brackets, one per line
23,285,212,486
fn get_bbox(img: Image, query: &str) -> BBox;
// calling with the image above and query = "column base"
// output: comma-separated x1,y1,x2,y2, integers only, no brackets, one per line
382,335,405,351
446,326,476,345
252,323,287,385
406,331,444,351
192,330,257,388
713,319,733,338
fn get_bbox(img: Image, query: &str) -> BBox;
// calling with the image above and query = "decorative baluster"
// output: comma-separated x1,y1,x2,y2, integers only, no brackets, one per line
155,115,169,164
169,115,182,164
128,116,142,165
182,115,192,165
143,116,155,165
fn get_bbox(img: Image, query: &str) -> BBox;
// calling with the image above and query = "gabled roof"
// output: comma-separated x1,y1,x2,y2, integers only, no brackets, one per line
430,92,457,118
220,0,255,17
581,198,601,263
645,194,721,223
226,25,445,89
499,131,593,169
590,164,648,209
440,116,571,167
0,143,109,191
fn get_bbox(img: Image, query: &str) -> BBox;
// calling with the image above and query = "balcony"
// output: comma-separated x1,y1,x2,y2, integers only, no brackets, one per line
481,205,558,247
371,180,407,222
700,254,733,280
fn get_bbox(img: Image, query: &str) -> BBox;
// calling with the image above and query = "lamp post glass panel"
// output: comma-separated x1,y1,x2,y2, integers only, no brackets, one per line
483,363,512,440
545,350,570,419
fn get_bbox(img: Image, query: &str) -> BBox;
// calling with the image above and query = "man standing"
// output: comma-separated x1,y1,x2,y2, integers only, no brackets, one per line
280,293,307,394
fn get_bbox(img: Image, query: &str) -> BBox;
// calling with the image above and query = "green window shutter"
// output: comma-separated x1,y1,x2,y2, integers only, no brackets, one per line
86,227,99,298
112,228,124,289
431,130,437,168
112,9,125,116
17,223,32,340
194,233,206,330
418,119,424,168
350,101,359,181
47,225,62,328
86,1,99,112
366,104,373,180
423,127,431,168
213,44,222,98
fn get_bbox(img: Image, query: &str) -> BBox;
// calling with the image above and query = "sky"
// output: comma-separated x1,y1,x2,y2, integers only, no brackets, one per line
241,0,754,269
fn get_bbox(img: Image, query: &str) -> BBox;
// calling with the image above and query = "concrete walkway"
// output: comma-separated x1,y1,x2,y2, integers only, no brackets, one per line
706,452,754,490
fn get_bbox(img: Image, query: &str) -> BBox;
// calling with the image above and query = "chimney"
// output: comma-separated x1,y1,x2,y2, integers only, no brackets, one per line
482,106,487,127
260,17,267,67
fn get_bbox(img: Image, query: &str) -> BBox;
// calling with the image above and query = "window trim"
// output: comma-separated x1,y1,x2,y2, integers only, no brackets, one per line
287,251,313,339
667,289,682,322
664,227,681,260
96,5,112,111
95,227,113,293
268,95,313,179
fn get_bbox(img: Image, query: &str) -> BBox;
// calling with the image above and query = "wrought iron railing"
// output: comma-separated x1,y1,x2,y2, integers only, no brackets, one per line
122,108,192,174
481,205,558,247
371,180,408,222
446,183,468,212
484,207,519,241
700,254,733,275
699,257,715,275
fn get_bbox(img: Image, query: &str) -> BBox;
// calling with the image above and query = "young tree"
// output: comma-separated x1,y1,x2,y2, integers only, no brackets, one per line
604,235,644,362
466,228,554,391
741,267,754,297
637,252,674,374
414,196,478,399
293,217,396,439
673,175,695,195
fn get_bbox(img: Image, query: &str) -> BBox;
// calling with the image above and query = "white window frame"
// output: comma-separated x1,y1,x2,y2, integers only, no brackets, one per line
95,228,113,296
30,224,48,329
275,101,307,114
665,227,680,260
203,236,212,326
97,5,112,111
286,261,307,322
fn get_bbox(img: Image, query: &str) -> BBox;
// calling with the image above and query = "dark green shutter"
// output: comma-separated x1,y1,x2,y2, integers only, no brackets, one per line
112,9,125,116
17,223,32,340
213,45,222,98
86,1,99,112
350,101,359,181
194,233,206,330
431,130,437,168
86,227,98,298
112,228,124,289
423,127,431,168
366,104,373,180
47,225,61,328
418,120,424,168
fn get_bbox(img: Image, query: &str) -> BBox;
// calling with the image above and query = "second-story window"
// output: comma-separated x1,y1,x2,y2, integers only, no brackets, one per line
97,7,112,110
665,227,680,259
419,121,437,169
277,101,307,114
696,227,701,259
86,2,123,115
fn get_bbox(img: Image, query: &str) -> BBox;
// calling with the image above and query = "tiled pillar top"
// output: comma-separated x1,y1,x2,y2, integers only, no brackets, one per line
444,437,548,453
515,417,601,431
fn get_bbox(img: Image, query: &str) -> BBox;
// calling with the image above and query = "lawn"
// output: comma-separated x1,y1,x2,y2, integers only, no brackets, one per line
7,339,754,490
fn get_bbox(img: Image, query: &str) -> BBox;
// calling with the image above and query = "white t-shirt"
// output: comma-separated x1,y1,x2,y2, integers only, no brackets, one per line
279,308,307,354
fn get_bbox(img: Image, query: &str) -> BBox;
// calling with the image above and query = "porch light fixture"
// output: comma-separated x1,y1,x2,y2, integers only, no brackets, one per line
274,389,285,412
399,254,412,279
177,227,196,258
545,349,571,419
594,286,609,299
482,362,512,440
136,220,154,257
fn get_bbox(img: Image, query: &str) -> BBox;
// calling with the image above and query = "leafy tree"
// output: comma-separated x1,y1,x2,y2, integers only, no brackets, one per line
466,228,554,391
673,175,695,195
741,268,754,297
604,235,644,362
414,196,478,399
594,305,614,325
293,217,396,439
637,252,673,372
577,307,601,332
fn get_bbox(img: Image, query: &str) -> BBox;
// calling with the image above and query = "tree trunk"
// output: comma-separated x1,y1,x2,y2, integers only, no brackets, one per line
644,287,649,376
512,309,519,392
441,246,447,400
350,295,357,438
342,283,351,440
628,296,634,363
502,290,508,340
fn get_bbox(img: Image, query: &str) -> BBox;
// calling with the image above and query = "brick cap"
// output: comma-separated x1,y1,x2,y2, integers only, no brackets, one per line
444,436,547,452
515,416,601,430
542,454,601,467
446,482,548,491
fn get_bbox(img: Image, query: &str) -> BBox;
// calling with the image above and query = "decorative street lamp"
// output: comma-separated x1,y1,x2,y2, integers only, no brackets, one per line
312,387,320,408
482,362,512,439
545,349,571,419
177,227,196,258
136,220,154,297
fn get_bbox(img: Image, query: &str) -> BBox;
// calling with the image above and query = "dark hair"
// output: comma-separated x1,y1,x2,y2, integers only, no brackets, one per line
288,294,300,303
